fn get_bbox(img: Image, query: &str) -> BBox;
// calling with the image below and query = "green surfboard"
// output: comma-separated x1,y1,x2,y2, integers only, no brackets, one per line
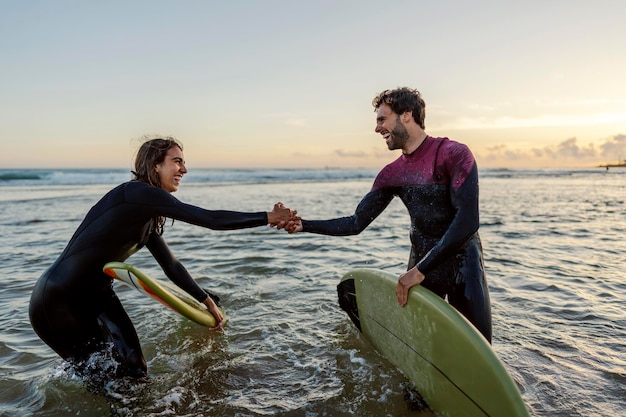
337,269,530,417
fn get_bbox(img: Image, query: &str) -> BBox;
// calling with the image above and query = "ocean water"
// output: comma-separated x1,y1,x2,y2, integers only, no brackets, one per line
0,167,624,417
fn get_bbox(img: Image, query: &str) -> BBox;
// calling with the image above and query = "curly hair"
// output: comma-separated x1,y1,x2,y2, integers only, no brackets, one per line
372,87,426,129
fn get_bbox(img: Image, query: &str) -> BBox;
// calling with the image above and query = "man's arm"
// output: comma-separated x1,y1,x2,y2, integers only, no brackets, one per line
297,187,395,236
417,151,480,274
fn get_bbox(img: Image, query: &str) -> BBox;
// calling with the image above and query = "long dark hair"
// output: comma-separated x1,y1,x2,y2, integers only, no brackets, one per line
132,137,183,188
132,136,183,234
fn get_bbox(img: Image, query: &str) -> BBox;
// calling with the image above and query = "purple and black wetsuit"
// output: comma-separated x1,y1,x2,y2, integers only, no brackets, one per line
303,136,492,342
29,180,269,377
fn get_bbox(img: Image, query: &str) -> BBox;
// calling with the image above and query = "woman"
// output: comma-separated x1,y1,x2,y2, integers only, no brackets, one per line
29,137,296,378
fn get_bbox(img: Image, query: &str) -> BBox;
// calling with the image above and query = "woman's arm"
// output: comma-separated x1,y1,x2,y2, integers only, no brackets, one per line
126,181,295,230
145,232,208,302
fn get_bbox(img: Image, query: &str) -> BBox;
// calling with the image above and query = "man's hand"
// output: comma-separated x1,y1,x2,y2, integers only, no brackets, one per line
396,267,425,306
281,218,303,234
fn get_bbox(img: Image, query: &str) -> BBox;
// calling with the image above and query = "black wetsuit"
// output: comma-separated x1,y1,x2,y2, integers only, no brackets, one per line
29,180,268,377
304,136,492,342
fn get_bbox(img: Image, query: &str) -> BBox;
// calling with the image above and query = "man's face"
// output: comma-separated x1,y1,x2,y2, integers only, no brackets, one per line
375,103,409,151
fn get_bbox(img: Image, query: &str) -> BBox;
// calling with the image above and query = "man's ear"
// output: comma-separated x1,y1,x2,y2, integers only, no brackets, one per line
403,111,412,123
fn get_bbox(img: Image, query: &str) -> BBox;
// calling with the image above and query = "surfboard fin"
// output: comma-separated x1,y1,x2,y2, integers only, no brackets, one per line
337,278,361,332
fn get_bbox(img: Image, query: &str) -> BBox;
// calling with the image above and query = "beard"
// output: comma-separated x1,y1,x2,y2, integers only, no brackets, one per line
387,116,410,150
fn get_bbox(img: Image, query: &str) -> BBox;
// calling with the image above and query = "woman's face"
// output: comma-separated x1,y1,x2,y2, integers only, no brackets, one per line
155,146,187,193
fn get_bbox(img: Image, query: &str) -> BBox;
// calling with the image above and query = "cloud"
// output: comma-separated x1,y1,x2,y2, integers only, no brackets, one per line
437,98,626,131
332,146,395,160
334,149,368,158
533,98,626,108
546,137,597,159
285,118,308,127
599,134,626,159
481,134,626,164
453,112,626,130
484,145,529,161
261,112,308,127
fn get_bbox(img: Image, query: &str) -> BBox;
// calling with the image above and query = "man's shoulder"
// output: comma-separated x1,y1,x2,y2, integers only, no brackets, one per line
430,136,468,150
433,136,473,160
377,154,404,176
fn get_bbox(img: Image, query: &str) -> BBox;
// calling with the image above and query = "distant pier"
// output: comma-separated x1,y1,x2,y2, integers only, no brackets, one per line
598,160,626,170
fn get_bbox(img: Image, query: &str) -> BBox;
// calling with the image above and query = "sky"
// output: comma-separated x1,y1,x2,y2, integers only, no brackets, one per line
1,0,625,169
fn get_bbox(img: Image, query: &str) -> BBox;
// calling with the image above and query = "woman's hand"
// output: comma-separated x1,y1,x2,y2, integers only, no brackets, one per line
203,296,224,330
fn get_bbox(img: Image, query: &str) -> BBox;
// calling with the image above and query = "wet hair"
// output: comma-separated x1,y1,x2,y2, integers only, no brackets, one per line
132,137,183,188
131,136,183,234
372,87,426,129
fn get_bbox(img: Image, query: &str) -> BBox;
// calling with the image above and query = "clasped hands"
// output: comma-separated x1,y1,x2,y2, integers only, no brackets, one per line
268,202,302,233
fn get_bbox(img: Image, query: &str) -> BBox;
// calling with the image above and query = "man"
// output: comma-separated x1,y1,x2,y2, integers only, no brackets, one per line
278,87,492,342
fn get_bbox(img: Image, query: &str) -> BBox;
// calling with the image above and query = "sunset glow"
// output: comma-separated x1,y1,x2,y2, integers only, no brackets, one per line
2,1,624,169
